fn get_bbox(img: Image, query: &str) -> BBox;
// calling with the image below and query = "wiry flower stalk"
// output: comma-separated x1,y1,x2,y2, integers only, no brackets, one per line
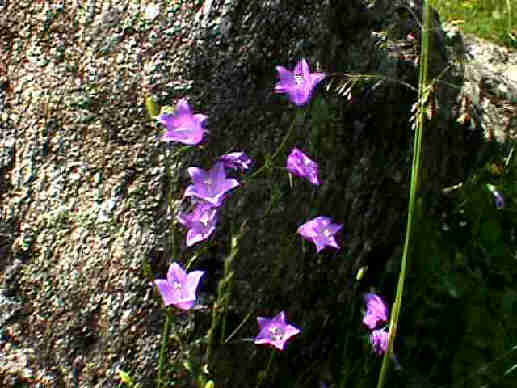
376,1,431,387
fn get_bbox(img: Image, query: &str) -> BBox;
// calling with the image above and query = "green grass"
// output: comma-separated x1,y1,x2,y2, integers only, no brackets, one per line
430,0,517,48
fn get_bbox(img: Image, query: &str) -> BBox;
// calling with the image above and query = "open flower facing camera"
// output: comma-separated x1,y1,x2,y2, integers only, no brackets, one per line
254,311,301,351
159,98,208,145
275,58,326,106
154,263,204,311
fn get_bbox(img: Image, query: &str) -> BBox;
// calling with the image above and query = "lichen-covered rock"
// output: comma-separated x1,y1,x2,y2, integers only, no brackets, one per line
442,23,517,143
0,0,482,386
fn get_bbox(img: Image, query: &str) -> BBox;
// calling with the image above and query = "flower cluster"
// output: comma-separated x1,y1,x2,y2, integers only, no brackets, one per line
154,58,332,352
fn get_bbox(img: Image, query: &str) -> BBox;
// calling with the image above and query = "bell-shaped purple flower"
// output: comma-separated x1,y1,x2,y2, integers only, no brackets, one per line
274,58,326,106
154,263,204,310
287,148,321,186
370,328,389,355
159,98,207,145
184,162,239,207
254,311,301,351
177,202,218,247
363,293,389,330
297,216,342,253
219,152,253,171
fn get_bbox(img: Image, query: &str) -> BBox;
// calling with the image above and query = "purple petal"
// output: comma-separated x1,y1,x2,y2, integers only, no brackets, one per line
154,279,175,306
295,58,310,78
370,329,389,355
167,262,187,285
176,98,192,115
185,270,204,298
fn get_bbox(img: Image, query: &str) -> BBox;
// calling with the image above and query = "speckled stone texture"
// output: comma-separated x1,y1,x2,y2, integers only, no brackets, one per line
0,0,483,386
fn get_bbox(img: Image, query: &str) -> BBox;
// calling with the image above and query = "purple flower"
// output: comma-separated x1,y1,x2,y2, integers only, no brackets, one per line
254,311,301,351
287,148,320,185
363,293,389,330
274,58,326,106
370,328,389,355
154,263,204,310
493,191,505,209
219,152,253,171
297,216,342,253
184,162,239,207
159,98,207,145
177,202,218,247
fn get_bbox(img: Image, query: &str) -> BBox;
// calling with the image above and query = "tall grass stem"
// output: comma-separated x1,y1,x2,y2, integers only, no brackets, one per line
376,0,430,387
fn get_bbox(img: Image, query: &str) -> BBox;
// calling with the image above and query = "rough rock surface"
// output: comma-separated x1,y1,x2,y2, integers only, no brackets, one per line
442,23,517,143
0,0,507,386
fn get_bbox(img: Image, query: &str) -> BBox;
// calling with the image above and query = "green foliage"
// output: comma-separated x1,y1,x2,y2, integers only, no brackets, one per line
401,146,517,387
430,0,517,48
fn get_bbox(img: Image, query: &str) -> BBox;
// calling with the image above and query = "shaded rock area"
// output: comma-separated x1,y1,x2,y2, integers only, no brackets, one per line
0,0,503,386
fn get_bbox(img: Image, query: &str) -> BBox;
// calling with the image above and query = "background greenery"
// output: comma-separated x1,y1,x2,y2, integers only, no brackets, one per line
387,1,517,386
430,0,516,48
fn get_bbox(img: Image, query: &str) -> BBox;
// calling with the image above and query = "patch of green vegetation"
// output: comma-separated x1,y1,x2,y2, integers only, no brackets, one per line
430,0,517,48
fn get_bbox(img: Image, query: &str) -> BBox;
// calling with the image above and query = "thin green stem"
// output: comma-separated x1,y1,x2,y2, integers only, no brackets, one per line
164,145,192,258
157,310,172,388
247,112,302,181
207,224,245,361
256,350,276,388
376,1,430,387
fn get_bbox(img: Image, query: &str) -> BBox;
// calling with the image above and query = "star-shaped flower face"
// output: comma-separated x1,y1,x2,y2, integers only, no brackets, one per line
297,216,342,253
287,148,320,186
184,162,240,207
363,293,389,330
274,58,326,106
219,152,253,171
159,98,208,145
254,311,301,351
154,263,204,310
177,202,218,247
370,328,389,355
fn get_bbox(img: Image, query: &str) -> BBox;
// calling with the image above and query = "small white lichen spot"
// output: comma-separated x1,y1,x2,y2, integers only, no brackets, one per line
144,3,160,21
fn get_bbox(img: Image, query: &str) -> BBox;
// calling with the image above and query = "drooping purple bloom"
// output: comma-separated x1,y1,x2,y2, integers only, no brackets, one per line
177,202,218,247
275,58,326,106
493,191,505,209
219,152,253,171
297,216,342,253
370,328,389,355
363,293,389,330
184,162,239,207
287,148,320,186
254,311,301,351
154,263,204,310
159,98,207,145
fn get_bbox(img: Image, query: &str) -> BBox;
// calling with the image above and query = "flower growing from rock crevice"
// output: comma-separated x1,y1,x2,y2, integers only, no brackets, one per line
154,263,204,310
177,202,218,247
254,311,301,351
159,98,207,145
297,216,342,253
275,58,326,106
287,148,321,186
184,162,239,207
